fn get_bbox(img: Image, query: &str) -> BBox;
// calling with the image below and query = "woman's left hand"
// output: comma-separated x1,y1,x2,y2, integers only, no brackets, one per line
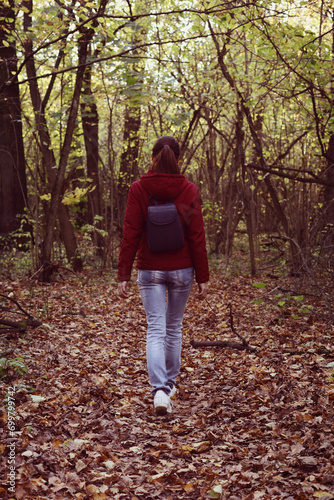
118,281,130,298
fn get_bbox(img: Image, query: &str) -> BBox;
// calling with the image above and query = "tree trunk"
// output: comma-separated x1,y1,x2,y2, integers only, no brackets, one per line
324,133,334,245
0,1,27,239
117,106,141,228
81,54,104,255
242,169,258,277
23,1,82,273
40,28,94,281
39,0,109,280
116,3,146,230
205,124,220,253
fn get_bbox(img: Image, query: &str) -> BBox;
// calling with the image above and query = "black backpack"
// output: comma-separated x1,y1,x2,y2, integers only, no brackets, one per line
146,197,185,253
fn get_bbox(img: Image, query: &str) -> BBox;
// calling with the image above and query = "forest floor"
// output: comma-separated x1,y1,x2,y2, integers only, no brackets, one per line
0,266,334,500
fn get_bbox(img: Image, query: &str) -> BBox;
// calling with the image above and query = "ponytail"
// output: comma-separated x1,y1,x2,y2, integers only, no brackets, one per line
152,136,180,174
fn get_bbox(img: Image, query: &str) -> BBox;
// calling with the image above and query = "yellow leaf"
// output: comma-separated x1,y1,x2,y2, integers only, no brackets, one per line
62,186,88,205
184,482,195,492
313,492,334,498
40,193,51,201
53,438,63,449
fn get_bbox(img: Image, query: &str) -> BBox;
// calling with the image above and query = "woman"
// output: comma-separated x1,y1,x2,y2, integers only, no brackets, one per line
118,136,209,415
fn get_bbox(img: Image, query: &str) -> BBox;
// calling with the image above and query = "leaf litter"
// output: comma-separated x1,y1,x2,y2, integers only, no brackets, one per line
0,270,334,499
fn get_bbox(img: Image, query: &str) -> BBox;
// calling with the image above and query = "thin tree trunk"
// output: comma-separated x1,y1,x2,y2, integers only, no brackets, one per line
40,28,94,280
81,49,104,255
117,2,145,229
0,0,27,238
117,106,141,228
324,134,334,245
323,13,334,245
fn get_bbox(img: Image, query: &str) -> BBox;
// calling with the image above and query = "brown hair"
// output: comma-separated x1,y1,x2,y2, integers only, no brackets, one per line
152,136,180,174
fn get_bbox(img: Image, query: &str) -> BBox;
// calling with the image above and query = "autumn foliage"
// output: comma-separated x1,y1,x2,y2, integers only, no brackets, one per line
1,268,333,499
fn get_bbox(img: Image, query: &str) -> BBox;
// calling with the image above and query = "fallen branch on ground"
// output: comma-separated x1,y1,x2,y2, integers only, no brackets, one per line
190,339,257,352
0,294,42,334
190,303,257,353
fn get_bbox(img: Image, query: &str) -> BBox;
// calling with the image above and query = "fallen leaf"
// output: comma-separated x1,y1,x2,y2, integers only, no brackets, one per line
300,456,318,466
208,484,222,498
30,395,46,403
184,482,195,493
103,460,116,470
76,459,87,472
22,450,34,457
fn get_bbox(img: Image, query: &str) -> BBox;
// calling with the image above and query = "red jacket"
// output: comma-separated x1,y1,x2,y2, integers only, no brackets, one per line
118,170,209,283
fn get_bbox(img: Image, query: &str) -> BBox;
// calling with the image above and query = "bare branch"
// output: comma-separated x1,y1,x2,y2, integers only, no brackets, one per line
246,163,334,187
0,294,35,320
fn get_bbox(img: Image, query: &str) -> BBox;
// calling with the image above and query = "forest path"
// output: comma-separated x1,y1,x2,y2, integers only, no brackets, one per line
1,270,333,499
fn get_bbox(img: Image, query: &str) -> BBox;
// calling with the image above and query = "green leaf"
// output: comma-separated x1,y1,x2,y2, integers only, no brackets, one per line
40,193,51,201
126,76,137,85
208,484,222,498
252,283,266,289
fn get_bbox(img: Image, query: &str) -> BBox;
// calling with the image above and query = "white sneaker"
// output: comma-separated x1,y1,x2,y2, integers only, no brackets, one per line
154,390,172,415
170,386,177,398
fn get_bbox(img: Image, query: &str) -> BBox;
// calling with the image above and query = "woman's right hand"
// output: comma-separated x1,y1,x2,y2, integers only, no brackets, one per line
196,282,208,300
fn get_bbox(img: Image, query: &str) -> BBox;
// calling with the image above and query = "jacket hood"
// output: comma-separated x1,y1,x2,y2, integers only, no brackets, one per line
139,170,189,201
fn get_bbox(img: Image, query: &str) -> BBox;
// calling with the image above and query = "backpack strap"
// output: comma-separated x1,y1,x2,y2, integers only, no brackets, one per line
149,196,159,206
149,196,174,206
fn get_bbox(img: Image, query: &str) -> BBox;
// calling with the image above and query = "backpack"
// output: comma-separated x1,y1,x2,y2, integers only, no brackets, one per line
146,196,185,253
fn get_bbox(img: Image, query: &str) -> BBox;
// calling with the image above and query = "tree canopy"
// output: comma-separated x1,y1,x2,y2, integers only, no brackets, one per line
0,0,333,286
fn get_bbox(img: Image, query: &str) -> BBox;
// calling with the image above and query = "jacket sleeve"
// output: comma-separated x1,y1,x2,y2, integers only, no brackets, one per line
118,184,146,281
185,187,209,283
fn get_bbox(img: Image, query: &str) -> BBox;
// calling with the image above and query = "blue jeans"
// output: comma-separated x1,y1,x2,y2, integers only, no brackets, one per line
137,268,194,395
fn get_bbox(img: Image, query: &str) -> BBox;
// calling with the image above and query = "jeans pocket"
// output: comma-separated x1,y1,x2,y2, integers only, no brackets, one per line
137,269,162,285
175,267,194,286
